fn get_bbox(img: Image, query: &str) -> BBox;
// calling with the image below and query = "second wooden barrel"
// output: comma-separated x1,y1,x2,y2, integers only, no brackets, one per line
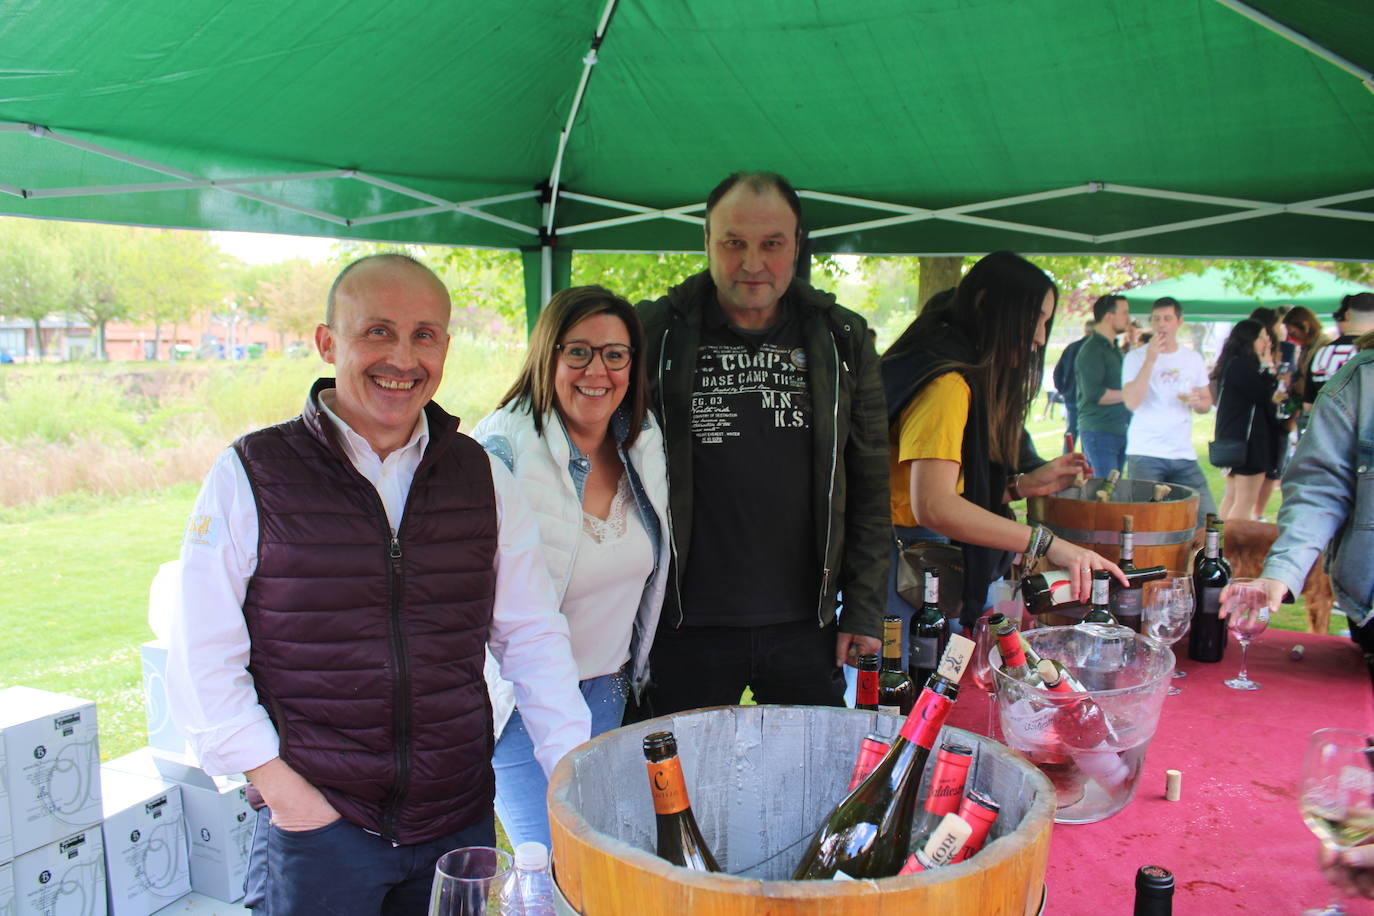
1028,477,1200,572
548,704,1054,915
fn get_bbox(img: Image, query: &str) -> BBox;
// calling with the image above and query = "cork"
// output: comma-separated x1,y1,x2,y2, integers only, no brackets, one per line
1165,769,1182,801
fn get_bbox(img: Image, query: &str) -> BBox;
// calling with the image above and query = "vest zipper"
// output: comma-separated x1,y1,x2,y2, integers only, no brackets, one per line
381,526,412,843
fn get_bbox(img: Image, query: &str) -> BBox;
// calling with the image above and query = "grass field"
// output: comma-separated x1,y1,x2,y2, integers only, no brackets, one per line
0,355,1342,771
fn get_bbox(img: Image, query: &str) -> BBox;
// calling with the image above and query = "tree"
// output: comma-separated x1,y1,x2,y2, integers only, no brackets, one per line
120,230,226,356
64,223,131,360
0,218,71,359
256,259,335,347
572,252,707,305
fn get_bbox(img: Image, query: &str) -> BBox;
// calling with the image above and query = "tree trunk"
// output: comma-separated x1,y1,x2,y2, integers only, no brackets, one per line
31,318,45,359
97,320,108,360
152,323,162,361
170,323,179,361
917,256,965,311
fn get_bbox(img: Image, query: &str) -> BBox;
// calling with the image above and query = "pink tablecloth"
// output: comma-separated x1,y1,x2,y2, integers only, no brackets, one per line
946,627,1374,914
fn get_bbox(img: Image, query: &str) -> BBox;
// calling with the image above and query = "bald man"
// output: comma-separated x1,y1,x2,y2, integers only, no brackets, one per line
168,254,589,915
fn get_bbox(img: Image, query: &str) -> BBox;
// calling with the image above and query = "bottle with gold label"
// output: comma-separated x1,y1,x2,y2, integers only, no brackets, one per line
642,731,720,872
878,616,916,715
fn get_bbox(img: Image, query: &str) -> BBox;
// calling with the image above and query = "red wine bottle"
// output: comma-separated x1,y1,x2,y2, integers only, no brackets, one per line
907,569,948,691
643,731,720,872
856,653,880,711
1188,522,1229,663
878,616,916,716
1134,864,1175,914
949,789,1000,863
1023,566,1168,618
909,742,974,844
791,635,975,880
1193,515,1233,577
1083,570,1117,624
896,812,973,875
846,731,893,792
1111,515,1143,631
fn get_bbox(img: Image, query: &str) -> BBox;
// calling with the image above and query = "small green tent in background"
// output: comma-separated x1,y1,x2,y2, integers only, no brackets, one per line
1126,265,1374,321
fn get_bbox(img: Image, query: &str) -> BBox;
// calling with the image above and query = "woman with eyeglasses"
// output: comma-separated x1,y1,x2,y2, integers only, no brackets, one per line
471,285,669,849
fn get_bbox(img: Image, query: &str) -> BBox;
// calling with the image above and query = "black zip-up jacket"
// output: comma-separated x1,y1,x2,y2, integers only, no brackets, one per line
638,272,890,638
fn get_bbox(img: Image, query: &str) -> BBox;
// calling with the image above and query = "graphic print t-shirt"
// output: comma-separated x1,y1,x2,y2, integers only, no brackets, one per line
681,297,818,626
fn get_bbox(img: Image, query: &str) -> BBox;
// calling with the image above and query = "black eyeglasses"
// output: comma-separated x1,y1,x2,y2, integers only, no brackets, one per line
556,342,634,370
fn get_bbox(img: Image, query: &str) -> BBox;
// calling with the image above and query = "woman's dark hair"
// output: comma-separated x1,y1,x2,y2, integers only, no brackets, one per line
1210,318,1265,385
1282,305,1324,347
1248,306,1282,354
497,285,649,447
885,251,1056,465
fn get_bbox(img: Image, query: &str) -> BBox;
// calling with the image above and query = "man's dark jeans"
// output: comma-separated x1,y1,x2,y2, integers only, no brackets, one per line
647,618,848,713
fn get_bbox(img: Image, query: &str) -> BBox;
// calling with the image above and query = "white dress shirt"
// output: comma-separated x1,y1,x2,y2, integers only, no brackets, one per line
167,393,591,782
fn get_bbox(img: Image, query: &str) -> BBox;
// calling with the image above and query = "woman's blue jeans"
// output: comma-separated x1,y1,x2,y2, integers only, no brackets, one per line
492,667,628,849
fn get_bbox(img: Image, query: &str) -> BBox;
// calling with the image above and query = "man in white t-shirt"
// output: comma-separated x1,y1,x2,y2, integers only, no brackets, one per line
1122,297,1216,526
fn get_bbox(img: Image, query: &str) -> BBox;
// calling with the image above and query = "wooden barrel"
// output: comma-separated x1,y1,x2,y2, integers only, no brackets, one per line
548,705,1054,915
1028,477,1200,572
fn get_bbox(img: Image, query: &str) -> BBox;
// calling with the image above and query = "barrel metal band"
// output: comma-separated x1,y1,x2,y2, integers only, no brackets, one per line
1039,523,1195,547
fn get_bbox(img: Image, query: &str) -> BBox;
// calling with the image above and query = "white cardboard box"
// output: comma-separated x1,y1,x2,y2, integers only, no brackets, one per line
12,827,106,916
102,751,252,904
0,860,14,915
100,767,191,916
138,642,191,759
0,687,102,858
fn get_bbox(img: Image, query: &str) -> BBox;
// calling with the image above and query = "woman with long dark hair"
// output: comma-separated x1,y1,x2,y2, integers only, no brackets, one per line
881,251,1123,629
1283,305,1331,410
1212,318,1280,520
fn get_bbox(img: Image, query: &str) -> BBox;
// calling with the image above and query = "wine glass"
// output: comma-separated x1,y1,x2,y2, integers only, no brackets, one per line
970,614,1000,737
1222,578,1270,690
429,847,512,915
1168,576,1194,680
1142,578,1191,696
1298,729,1374,915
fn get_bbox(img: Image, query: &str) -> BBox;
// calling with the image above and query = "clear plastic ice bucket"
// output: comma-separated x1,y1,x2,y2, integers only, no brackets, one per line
992,625,1174,824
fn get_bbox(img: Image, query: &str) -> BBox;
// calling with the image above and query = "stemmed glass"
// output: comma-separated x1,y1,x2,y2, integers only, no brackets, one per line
429,847,512,915
1298,729,1374,915
970,614,1001,737
1168,576,1194,680
1222,578,1270,690
1142,577,1192,696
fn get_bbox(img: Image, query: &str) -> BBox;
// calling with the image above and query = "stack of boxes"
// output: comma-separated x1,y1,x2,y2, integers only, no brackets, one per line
0,635,256,913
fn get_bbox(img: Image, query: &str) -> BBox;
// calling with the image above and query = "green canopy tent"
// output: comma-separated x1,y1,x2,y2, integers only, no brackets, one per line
1,0,1372,321
1125,264,1374,320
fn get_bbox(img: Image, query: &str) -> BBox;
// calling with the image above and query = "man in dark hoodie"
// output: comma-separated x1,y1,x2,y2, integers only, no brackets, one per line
637,171,890,713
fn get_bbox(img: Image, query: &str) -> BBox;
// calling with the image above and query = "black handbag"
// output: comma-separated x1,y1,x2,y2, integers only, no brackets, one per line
894,538,964,620
1208,376,1256,469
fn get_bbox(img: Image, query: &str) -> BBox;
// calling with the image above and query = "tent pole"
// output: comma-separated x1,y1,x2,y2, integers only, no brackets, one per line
1214,0,1374,93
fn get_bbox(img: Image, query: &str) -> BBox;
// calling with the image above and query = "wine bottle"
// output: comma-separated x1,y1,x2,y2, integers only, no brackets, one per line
907,569,947,692
1192,515,1233,577
1082,570,1117,624
909,742,974,844
878,616,916,716
993,614,1040,684
642,731,720,872
847,730,894,792
856,654,880,711
949,790,1000,863
1134,864,1175,915
896,812,973,875
1111,515,1143,631
1037,660,1130,787
1187,521,1230,663
791,635,975,880
1023,566,1168,617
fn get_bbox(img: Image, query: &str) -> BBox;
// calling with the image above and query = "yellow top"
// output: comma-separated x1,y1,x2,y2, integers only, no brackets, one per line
889,371,970,527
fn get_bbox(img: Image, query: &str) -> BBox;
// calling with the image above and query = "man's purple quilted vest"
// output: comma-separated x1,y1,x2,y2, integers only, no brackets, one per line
234,381,497,844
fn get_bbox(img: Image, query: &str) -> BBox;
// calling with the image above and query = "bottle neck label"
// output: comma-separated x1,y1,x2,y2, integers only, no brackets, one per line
857,669,879,704
996,628,1027,669
898,690,955,749
1205,529,1219,559
883,621,902,659
1091,576,1109,607
646,758,690,815
924,575,940,605
1120,531,1134,561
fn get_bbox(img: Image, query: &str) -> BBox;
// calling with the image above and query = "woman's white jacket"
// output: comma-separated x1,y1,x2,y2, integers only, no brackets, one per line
471,403,670,739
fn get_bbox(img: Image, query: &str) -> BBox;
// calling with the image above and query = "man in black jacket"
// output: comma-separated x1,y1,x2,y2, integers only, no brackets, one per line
1053,319,1095,450
637,171,889,713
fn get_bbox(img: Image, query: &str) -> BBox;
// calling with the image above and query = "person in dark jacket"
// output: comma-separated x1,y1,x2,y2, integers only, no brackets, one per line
1052,319,1095,450
881,251,1123,629
167,254,590,915
1212,318,1280,520
637,171,890,713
